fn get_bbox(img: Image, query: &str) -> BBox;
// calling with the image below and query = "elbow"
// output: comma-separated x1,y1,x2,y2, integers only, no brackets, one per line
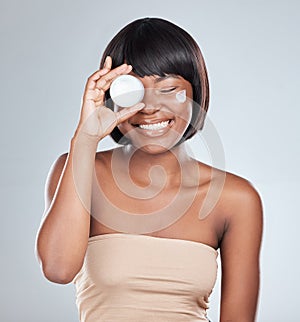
41,263,78,284
35,241,80,284
35,250,79,284
35,238,83,284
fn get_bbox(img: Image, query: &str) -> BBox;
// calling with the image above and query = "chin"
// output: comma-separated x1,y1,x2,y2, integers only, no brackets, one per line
135,144,172,155
124,131,183,154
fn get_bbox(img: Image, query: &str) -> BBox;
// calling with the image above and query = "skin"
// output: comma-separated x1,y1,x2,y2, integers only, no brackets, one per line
35,56,263,322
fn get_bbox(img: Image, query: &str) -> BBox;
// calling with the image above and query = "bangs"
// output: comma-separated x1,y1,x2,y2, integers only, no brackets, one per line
125,30,195,83
102,19,199,86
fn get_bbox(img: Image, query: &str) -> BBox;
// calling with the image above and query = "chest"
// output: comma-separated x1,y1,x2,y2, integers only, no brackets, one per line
90,160,225,250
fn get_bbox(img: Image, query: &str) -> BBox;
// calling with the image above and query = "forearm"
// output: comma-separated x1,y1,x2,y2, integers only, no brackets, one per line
36,134,98,283
36,60,139,284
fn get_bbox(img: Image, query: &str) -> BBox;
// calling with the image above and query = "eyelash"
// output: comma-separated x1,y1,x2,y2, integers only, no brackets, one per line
159,87,177,94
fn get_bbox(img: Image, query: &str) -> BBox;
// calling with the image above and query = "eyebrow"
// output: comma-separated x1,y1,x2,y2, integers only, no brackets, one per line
154,75,181,84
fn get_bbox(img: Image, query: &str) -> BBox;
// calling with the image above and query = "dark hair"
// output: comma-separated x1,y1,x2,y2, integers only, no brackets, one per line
100,17,209,144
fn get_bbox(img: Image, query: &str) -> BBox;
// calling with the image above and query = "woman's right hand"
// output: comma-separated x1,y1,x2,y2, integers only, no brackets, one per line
74,56,144,142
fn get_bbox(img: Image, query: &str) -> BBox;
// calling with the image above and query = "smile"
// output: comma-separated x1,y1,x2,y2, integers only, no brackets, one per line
138,120,170,130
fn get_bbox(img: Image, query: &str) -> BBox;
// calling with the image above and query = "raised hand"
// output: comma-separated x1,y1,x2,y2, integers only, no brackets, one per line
74,56,144,142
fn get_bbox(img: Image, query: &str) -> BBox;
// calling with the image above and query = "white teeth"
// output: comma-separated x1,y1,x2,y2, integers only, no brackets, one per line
139,120,169,130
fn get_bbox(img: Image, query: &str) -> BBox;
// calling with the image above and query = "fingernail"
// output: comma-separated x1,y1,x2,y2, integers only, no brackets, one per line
120,63,128,70
133,103,145,110
105,56,111,67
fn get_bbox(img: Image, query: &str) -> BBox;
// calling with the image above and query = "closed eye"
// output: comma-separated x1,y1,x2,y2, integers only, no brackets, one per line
159,87,177,94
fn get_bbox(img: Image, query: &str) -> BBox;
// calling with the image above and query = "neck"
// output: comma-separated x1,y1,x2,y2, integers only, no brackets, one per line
118,143,192,187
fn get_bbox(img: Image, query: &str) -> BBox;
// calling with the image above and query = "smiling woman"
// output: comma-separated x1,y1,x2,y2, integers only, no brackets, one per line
102,17,209,145
35,17,263,322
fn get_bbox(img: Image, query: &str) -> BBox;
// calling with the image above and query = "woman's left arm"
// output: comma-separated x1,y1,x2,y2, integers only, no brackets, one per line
219,178,263,322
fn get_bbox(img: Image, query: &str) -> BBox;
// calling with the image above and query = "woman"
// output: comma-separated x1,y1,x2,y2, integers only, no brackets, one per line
36,17,263,321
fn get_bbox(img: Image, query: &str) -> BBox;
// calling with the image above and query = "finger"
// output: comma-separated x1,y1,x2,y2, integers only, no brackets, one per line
84,68,110,92
104,56,112,69
85,58,114,89
89,67,110,81
96,65,133,93
115,103,145,124
84,87,104,101
96,63,131,89
95,64,132,91
94,88,106,107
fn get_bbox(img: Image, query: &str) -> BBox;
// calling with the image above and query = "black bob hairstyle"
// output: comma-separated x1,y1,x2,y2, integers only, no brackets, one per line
100,17,210,144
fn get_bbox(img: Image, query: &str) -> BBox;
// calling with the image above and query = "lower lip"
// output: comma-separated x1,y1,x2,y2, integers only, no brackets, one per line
134,120,174,137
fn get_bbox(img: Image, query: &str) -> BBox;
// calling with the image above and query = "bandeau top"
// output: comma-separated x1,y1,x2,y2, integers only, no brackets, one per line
73,233,218,322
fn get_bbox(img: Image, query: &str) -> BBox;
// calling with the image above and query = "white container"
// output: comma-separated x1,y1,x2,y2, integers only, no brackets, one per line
110,75,145,107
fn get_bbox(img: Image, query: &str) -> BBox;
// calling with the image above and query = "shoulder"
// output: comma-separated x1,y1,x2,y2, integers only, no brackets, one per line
220,171,263,220
193,161,262,224
46,152,69,186
216,170,263,259
191,160,262,209
43,152,69,212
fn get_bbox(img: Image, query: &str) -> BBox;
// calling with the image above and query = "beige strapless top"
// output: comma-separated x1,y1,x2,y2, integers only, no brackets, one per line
73,233,218,322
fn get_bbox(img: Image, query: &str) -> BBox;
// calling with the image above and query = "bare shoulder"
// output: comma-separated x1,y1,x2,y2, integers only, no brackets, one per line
51,152,69,170
43,152,69,213
45,153,69,193
192,160,262,209
191,161,263,245
221,171,263,220
44,149,113,213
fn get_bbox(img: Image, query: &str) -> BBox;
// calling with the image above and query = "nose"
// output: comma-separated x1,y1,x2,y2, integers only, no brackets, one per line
140,88,160,114
140,104,160,114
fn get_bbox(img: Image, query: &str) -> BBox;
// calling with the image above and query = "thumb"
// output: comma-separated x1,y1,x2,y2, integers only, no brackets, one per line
116,103,145,124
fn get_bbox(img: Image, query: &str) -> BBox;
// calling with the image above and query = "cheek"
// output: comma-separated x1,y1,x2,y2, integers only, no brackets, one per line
173,86,193,124
174,100,193,126
175,90,187,103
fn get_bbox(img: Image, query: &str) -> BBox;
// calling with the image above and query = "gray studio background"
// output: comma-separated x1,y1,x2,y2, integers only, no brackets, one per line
1,0,299,321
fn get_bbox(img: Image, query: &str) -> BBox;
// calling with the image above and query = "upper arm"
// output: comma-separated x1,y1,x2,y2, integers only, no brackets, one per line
43,153,69,215
219,178,263,322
